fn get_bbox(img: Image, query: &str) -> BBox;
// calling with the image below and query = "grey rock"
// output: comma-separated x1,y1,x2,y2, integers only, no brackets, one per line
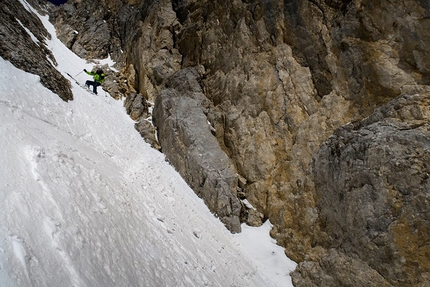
124,93,148,121
245,208,264,227
0,0,72,101
71,19,110,59
153,68,241,233
50,0,118,60
292,249,391,287
124,93,161,150
305,94,430,286
134,120,161,151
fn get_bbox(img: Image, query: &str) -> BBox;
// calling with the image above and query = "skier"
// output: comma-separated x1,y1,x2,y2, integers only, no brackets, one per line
84,68,105,95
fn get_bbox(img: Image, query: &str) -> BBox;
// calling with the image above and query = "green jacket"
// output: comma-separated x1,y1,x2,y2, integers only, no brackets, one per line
85,70,106,83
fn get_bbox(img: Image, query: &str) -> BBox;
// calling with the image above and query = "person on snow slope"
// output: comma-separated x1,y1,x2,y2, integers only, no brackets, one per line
84,68,105,95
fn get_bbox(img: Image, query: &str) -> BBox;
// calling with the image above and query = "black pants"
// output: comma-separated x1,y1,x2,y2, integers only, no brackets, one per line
85,80,101,94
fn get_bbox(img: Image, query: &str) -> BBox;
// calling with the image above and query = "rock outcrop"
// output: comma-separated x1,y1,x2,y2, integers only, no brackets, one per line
124,92,160,150
47,0,430,285
153,67,242,232
293,92,430,286
49,0,113,60
0,0,72,101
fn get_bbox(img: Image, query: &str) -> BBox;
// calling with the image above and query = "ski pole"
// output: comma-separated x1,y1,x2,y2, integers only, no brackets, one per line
66,72,80,85
75,70,84,77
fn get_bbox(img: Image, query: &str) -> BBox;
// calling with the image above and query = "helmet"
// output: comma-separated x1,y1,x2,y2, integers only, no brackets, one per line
96,69,103,74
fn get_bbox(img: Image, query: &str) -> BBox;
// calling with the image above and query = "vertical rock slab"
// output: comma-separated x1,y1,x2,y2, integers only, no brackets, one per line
153,68,241,232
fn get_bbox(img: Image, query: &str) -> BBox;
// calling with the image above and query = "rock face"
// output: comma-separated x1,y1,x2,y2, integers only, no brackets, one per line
153,67,242,232
0,0,72,101
124,92,160,150
48,0,430,285
49,0,113,59
293,93,430,286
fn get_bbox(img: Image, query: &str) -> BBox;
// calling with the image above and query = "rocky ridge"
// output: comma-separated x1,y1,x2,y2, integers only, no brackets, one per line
0,0,73,101
7,0,430,285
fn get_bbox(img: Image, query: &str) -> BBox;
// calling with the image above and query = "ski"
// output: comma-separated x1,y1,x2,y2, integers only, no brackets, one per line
66,72,98,96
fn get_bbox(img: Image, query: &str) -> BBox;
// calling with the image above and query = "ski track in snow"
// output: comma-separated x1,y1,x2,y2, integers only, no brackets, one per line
0,1,296,287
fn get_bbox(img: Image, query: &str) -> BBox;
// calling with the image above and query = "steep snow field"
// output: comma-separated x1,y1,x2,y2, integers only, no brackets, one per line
0,1,296,286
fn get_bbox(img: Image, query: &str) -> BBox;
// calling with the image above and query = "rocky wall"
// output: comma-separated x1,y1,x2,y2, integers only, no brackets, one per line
153,67,242,232
293,92,430,286
50,0,430,285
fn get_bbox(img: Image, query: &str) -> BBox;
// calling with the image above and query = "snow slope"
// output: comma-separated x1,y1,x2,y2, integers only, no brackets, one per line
0,1,296,286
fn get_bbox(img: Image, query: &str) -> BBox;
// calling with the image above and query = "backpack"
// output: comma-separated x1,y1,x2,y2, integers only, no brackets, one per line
96,69,105,82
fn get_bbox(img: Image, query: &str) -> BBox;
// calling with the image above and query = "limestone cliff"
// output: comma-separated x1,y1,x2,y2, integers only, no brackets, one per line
294,92,430,286
49,0,430,285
